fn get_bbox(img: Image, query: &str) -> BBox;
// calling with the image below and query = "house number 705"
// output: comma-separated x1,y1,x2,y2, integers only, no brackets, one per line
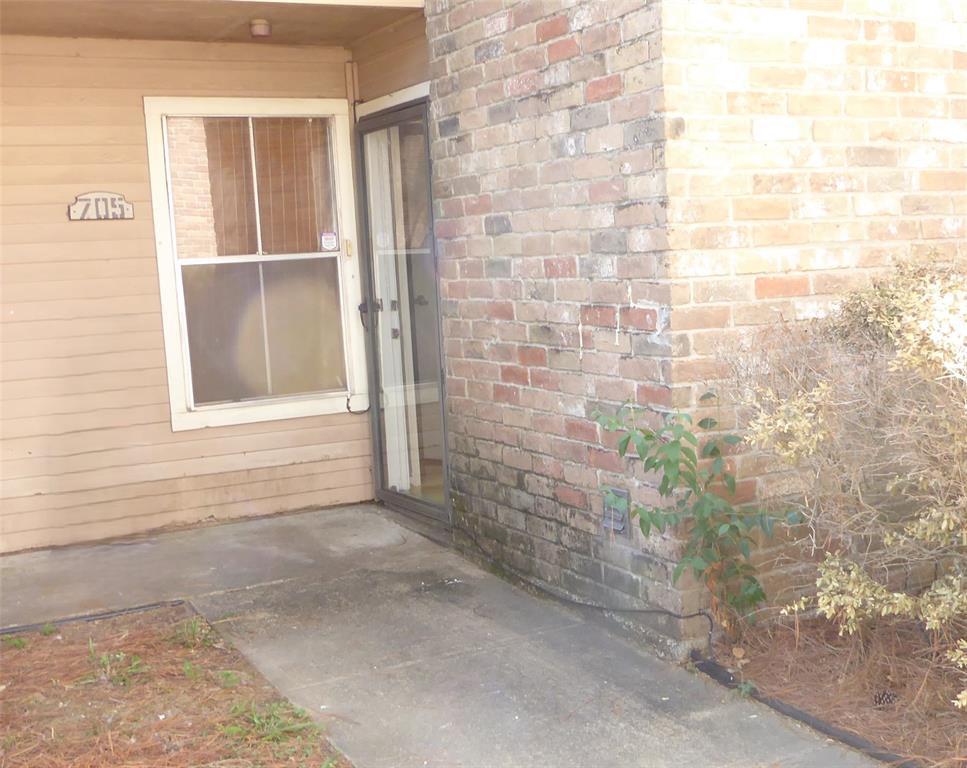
68,191,135,221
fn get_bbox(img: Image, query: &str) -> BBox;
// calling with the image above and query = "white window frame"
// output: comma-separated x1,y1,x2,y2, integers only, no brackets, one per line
144,96,368,431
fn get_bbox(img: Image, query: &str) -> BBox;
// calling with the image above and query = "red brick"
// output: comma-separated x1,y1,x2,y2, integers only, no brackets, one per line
589,179,625,202
755,275,810,299
619,306,658,331
564,417,598,442
493,383,520,405
518,346,548,366
530,368,561,391
555,485,588,509
586,74,622,102
581,305,616,327
544,256,577,278
589,447,624,472
636,384,672,408
548,37,580,62
537,14,569,42
465,194,492,214
484,301,515,320
501,365,530,385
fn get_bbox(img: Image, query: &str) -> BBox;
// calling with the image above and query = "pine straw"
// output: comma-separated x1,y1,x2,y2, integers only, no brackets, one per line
0,605,351,768
720,618,967,767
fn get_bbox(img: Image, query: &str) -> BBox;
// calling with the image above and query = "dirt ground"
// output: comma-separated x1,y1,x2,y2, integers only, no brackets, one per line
0,604,351,768
722,618,967,768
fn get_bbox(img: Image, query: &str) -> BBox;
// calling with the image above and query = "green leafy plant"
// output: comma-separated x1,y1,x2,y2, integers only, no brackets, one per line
736,681,757,698
597,395,785,630
183,660,201,680
173,616,214,649
217,669,241,689
1,636,27,650
223,700,317,743
40,623,56,637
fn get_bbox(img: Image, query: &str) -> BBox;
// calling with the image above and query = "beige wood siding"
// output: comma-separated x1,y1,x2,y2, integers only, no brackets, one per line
352,13,429,102
0,35,374,553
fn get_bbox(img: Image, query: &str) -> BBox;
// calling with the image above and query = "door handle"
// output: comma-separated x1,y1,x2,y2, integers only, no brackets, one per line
358,299,382,330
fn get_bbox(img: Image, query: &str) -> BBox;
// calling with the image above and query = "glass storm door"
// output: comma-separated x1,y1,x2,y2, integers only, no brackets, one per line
359,103,446,516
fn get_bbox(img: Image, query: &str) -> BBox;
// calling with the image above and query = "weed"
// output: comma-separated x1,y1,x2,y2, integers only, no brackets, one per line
83,642,147,687
736,681,757,698
40,623,56,637
216,670,241,689
173,616,213,649
1,636,27,650
183,660,201,680
223,700,318,743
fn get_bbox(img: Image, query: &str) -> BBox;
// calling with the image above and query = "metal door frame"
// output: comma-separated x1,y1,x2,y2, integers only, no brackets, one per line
355,99,451,527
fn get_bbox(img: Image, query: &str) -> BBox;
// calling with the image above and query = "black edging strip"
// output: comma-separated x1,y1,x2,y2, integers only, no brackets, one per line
0,599,188,636
692,654,922,768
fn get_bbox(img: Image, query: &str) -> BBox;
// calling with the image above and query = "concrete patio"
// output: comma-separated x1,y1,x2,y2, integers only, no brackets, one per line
0,504,875,767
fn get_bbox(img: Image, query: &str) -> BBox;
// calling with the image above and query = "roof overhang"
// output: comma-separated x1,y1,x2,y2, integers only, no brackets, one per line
0,0,424,46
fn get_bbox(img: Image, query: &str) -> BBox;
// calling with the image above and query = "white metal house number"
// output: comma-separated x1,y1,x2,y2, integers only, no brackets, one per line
68,191,134,221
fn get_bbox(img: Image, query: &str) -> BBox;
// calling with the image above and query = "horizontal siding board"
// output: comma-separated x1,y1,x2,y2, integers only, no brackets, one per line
0,313,160,342
352,13,429,102
0,240,159,264
0,162,149,185
1,367,168,401
2,331,162,362
2,275,158,302
2,410,363,461
2,64,346,93
1,258,157,284
4,421,371,481
0,125,150,147
1,183,150,205
2,105,148,127
1,385,167,421
1,404,169,439
1,145,149,167
2,462,371,534
0,36,350,63
1,454,368,517
3,438,372,498
2,220,154,244
0,483,373,552
0,34,374,552
1,351,166,383
1,296,162,323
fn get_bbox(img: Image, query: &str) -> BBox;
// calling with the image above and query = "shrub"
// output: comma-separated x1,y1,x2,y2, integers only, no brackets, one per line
732,258,967,710
596,400,781,633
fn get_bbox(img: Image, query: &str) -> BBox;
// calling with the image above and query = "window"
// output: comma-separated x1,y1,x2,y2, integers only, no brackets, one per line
144,98,367,430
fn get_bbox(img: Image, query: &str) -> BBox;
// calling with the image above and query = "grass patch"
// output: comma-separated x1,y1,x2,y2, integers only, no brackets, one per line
216,669,241,689
224,700,318,743
0,605,351,767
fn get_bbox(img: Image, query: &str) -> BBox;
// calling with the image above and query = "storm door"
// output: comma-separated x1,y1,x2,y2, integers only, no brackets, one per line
358,102,447,521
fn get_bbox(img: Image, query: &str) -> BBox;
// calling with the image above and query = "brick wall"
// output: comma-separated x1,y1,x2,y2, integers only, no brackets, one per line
425,0,966,655
425,0,705,656
660,0,966,602
167,117,219,259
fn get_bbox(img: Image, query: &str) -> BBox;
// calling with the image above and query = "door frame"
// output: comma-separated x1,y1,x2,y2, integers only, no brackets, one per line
355,98,451,527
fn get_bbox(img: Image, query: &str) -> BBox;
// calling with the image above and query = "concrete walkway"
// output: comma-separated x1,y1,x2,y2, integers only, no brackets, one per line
1,504,874,767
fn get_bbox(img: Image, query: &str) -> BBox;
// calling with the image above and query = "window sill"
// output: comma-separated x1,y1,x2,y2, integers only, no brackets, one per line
170,392,369,431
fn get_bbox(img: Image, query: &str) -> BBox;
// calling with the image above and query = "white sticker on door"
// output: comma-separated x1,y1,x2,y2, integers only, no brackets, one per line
320,231,339,251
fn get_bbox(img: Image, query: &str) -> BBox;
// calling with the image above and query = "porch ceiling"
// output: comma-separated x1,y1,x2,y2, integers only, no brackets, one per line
0,0,424,47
